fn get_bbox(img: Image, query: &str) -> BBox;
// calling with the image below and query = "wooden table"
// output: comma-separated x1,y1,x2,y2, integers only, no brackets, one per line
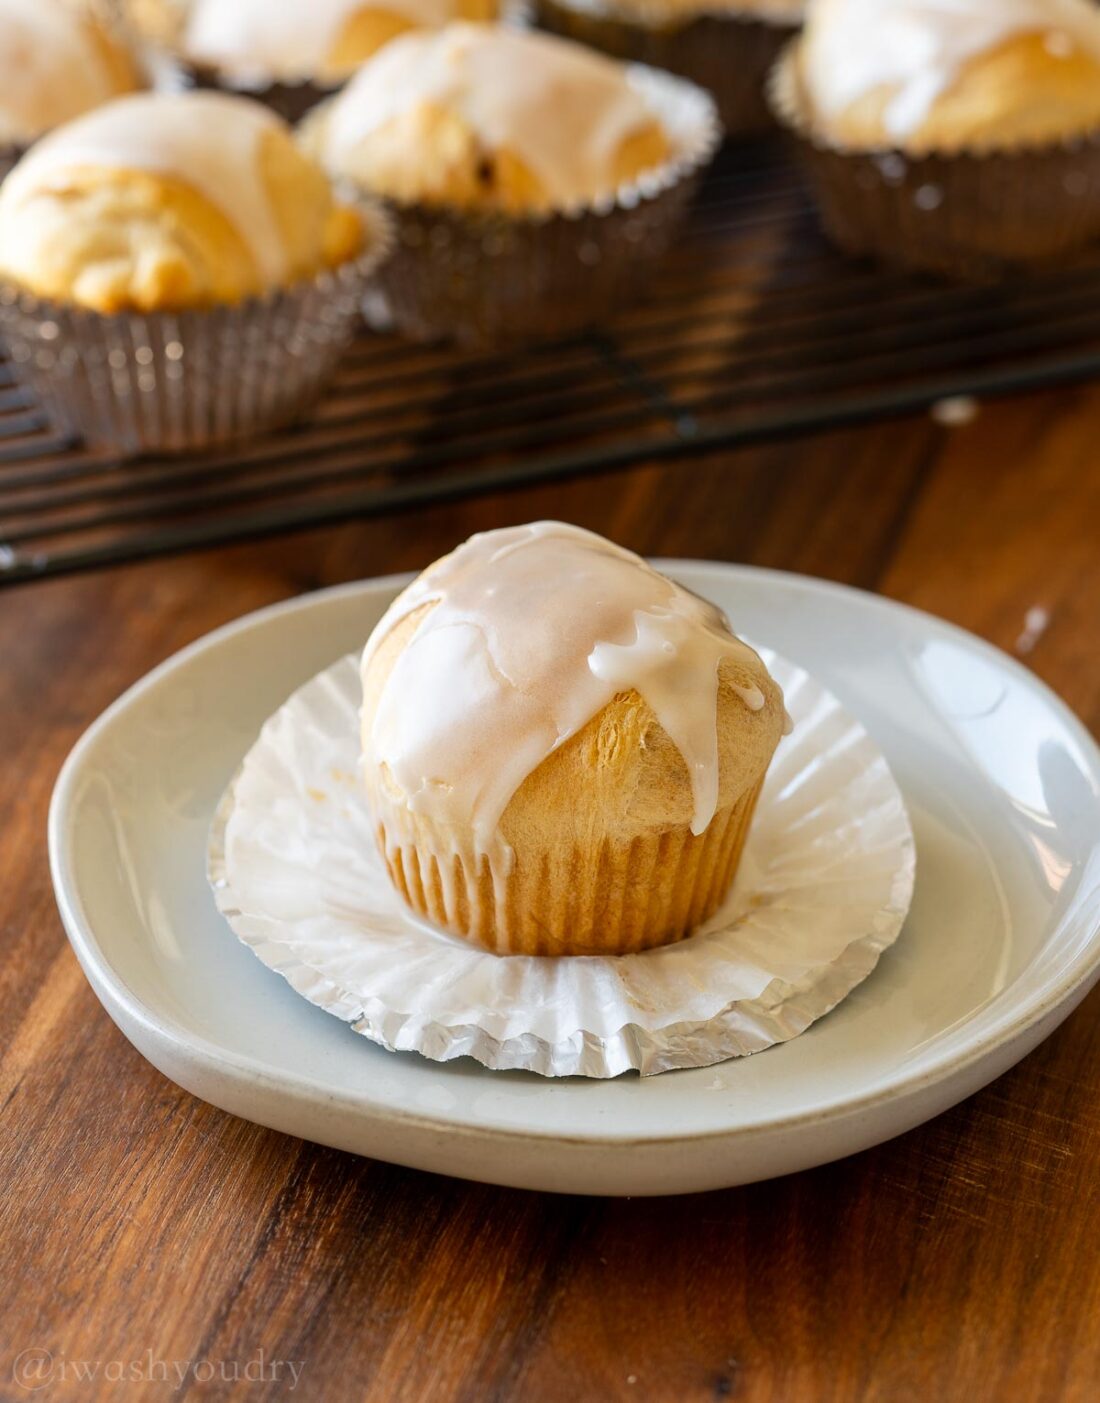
2,382,1099,1401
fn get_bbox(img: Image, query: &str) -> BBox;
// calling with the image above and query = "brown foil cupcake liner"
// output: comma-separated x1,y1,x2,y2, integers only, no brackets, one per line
769,46,1100,281
534,0,800,137
0,204,392,456
305,64,720,345
373,775,766,956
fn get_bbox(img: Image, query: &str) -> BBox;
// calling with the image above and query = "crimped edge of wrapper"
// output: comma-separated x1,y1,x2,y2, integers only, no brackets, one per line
301,63,721,344
768,42,1100,280
207,648,917,1079
371,775,766,956
532,0,800,136
0,200,393,456
208,764,913,1079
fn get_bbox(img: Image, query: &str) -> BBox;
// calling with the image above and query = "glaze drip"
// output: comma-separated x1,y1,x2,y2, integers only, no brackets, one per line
361,522,771,847
802,0,1100,141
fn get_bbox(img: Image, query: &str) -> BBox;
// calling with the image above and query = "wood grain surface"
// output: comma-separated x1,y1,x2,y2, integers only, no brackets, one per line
1,383,1098,1401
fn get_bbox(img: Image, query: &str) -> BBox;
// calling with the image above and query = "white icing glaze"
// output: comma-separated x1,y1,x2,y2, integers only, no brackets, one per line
1,93,289,286
361,522,773,847
0,0,126,144
802,0,1100,141
184,0,464,80
321,24,660,207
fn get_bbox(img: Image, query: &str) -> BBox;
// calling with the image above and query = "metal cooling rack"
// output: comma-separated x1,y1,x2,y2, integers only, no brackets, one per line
5,139,1100,586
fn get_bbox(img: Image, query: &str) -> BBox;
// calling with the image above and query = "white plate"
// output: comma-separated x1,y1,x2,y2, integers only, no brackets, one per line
49,564,1100,1196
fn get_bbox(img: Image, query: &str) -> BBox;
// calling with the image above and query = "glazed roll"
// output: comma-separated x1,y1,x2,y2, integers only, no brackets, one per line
302,22,719,342
122,0,499,121
535,0,803,139
0,91,388,453
360,521,787,956
771,0,1100,277
0,0,142,175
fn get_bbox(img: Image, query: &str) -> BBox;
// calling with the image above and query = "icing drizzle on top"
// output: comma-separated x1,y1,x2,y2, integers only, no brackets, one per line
321,23,661,208
1,92,290,285
0,0,127,143
361,522,774,847
802,0,1100,141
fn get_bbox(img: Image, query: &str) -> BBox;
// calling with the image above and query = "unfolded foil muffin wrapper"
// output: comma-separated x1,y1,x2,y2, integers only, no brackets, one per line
208,647,915,1079
769,47,1100,280
534,0,801,137
0,203,392,457
306,64,721,345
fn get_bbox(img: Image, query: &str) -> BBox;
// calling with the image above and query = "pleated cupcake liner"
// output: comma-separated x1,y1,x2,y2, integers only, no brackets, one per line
371,775,765,956
534,0,800,138
769,45,1100,281
303,62,720,345
0,203,393,457
209,647,916,1078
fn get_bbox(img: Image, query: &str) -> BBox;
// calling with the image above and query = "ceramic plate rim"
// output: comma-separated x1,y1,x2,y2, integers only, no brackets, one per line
48,563,1100,1148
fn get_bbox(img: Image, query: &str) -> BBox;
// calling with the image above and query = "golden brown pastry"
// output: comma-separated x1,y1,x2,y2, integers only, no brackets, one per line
0,91,363,313
795,0,1100,154
0,0,141,148
303,23,673,214
360,522,786,956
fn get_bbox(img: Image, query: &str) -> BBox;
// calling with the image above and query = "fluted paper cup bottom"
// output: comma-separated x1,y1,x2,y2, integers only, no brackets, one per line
535,0,797,137
370,775,764,956
0,208,391,457
208,647,915,1077
770,47,1100,280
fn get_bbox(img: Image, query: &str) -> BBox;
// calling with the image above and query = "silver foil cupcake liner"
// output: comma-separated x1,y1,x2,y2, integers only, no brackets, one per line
306,63,720,346
533,0,800,137
0,204,393,456
769,45,1100,281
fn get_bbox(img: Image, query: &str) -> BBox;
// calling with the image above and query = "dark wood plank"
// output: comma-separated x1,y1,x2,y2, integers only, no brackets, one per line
0,387,1097,1401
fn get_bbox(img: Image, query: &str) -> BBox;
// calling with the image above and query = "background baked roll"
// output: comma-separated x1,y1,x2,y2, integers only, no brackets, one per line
771,0,1100,277
0,90,363,312
0,0,141,155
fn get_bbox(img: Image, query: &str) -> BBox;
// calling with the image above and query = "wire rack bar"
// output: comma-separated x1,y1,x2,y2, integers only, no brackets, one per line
4,141,1100,585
